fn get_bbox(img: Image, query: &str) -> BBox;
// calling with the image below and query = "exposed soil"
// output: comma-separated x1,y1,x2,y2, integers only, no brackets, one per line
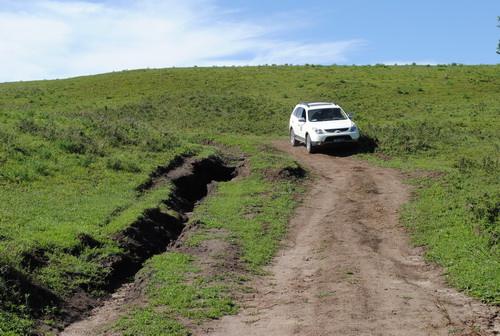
102,156,237,292
59,155,239,335
202,140,499,336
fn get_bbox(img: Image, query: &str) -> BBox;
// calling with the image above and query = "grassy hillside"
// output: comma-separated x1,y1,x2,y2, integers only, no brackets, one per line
0,65,498,334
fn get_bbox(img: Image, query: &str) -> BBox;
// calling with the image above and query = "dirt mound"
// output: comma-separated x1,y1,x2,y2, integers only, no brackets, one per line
262,164,307,182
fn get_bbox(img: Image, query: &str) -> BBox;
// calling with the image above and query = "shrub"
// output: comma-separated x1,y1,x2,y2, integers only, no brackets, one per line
467,191,499,248
18,117,39,134
106,156,141,173
363,121,449,155
59,127,103,155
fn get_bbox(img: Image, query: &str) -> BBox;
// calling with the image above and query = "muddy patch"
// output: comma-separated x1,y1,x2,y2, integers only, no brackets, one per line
263,165,307,182
177,227,244,279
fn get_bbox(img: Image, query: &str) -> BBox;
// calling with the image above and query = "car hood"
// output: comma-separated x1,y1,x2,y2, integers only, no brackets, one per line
311,119,353,130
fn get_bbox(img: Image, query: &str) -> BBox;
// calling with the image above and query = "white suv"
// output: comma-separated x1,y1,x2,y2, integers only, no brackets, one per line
289,102,360,153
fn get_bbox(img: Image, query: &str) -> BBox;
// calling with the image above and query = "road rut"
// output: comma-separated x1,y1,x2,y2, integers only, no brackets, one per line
202,141,499,336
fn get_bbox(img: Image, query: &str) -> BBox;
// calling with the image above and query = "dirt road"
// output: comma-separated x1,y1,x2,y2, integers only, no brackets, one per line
203,141,499,336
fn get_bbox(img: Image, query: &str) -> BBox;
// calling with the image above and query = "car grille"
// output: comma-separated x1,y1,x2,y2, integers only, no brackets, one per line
325,128,349,133
324,135,352,142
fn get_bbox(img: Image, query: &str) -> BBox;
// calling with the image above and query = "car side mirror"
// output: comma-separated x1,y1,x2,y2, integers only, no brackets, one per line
348,113,355,119
298,117,306,123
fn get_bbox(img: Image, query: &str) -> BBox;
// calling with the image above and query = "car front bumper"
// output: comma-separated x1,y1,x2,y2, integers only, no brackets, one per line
311,130,360,146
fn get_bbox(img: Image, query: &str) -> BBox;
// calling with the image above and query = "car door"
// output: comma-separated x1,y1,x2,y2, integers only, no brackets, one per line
291,107,302,140
290,107,299,132
295,107,307,140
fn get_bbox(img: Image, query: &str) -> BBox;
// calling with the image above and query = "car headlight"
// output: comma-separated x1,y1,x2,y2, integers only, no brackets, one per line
349,124,357,132
313,128,324,134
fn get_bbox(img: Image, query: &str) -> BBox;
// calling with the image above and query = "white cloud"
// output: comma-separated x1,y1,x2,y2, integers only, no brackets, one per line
0,0,364,82
248,40,365,65
39,1,103,16
0,12,71,80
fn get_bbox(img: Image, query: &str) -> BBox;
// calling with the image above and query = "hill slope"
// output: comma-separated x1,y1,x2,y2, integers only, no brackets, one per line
0,65,498,334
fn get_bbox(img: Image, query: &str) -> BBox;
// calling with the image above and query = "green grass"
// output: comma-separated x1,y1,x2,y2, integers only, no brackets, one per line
0,310,34,336
144,252,236,319
114,308,189,336
401,162,499,303
0,64,498,333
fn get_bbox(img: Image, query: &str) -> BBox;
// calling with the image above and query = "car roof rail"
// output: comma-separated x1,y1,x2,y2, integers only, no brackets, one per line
299,101,336,107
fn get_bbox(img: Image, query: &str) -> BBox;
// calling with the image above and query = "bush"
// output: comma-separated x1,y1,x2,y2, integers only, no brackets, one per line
18,117,40,134
59,127,103,155
143,131,180,152
362,121,456,155
106,156,141,173
467,191,499,248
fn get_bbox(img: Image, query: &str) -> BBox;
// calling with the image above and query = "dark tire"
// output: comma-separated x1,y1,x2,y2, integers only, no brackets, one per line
306,134,316,153
290,129,299,147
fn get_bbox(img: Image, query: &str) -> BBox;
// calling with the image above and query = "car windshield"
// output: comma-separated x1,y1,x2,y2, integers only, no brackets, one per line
308,108,346,122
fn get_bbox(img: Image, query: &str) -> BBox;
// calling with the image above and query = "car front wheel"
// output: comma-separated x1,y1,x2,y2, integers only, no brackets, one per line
306,134,316,153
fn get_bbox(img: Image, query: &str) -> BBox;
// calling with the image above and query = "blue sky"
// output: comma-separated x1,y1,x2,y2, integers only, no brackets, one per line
220,1,500,64
0,0,498,82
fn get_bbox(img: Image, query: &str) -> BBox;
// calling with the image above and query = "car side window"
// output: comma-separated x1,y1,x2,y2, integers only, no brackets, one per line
300,108,306,120
293,107,300,117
